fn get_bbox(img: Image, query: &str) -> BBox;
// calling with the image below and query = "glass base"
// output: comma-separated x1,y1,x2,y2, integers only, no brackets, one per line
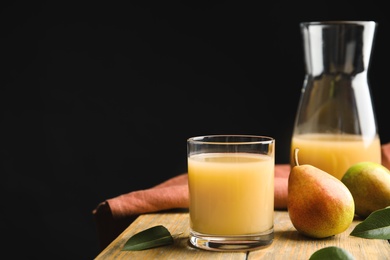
189,228,274,251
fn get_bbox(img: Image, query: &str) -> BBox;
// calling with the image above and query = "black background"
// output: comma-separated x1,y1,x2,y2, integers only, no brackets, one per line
2,1,389,259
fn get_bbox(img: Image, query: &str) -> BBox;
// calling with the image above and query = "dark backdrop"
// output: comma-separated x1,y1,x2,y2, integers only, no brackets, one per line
2,1,389,259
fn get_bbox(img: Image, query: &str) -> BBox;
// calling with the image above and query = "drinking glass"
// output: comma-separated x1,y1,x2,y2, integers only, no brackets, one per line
187,135,275,251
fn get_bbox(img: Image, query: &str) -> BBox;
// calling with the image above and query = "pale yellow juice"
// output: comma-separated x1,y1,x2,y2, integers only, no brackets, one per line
291,133,381,180
188,153,274,235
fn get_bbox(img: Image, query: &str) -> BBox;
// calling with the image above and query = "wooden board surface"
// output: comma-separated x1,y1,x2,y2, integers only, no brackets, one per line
95,210,390,260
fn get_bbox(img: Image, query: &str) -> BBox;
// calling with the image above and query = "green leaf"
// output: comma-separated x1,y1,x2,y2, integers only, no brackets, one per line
309,246,355,260
122,225,174,251
350,207,390,239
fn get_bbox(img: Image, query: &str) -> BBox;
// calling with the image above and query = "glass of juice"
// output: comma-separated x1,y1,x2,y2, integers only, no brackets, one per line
187,135,275,251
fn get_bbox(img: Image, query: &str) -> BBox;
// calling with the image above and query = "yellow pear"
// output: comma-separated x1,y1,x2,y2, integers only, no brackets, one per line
288,148,355,238
341,161,390,218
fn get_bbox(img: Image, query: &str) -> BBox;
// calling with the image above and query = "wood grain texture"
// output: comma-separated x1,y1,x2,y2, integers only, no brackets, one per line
95,210,390,260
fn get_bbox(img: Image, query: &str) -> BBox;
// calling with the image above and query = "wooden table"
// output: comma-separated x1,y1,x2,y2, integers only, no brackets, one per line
95,210,390,259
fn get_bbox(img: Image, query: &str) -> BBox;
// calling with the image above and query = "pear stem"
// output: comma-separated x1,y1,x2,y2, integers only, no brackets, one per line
293,148,300,167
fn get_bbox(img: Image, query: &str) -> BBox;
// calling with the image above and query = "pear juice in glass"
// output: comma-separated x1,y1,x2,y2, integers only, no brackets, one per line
187,135,275,251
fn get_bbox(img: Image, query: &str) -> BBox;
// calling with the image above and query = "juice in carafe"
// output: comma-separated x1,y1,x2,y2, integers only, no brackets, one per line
291,133,381,180
291,22,381,179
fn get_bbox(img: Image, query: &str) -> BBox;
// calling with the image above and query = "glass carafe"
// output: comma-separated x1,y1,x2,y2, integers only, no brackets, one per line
290,21,381,180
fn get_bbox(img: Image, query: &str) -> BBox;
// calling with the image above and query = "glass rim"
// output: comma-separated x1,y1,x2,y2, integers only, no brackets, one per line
187,135,274,145
300,20,377,26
